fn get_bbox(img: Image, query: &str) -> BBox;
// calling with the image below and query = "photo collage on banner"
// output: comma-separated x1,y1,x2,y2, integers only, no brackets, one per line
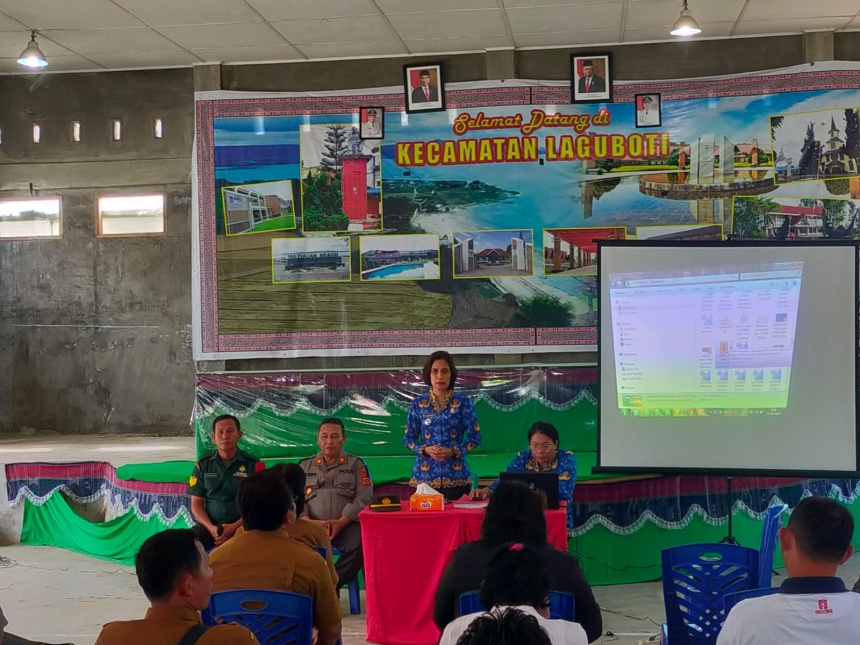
196,67,860,357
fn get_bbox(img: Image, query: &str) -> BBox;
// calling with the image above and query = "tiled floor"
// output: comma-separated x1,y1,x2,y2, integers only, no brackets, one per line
1,433,858,644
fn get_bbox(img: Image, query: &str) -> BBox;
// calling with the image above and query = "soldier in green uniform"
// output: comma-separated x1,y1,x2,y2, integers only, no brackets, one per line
299,417,373,592
188,414,262,549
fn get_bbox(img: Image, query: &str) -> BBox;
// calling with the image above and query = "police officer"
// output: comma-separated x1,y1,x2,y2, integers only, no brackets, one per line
188,414,262,549
300,417,372,592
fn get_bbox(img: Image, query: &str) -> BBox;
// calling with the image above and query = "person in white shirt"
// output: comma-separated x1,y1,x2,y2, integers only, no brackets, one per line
452,607,553,645
439,542,587,645
636,95,659,127
717,496,860,645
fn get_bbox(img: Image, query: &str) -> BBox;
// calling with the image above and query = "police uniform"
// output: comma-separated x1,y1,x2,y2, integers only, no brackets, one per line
187,449,261,526
95,606,255,645
299,450,372,590
210,528,342,645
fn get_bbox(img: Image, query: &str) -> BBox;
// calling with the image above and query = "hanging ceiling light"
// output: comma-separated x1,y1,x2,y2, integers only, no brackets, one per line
670,0,702,37
17,31,49,69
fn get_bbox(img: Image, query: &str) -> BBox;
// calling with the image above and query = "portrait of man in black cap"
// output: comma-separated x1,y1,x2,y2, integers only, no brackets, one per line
361,107,383,140
571,53,613,104
578,59,606,94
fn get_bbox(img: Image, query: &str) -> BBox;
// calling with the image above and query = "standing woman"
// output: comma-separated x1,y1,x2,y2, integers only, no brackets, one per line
405,351,482,501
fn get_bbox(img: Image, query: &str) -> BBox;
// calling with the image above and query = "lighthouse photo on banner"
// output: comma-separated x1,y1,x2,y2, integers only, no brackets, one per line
300,123,382,232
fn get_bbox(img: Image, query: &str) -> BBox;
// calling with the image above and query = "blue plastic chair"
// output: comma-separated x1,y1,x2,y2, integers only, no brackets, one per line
201,590,312,645
723,586,778,614
757,504,788,588
661,543,760,645
331,545,362,615
459,590,576,620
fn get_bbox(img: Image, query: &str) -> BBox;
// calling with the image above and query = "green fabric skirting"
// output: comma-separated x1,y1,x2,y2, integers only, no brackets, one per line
21,490,191,566
21,487,860,585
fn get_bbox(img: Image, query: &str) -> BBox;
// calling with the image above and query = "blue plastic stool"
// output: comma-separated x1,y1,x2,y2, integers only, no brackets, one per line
757,504,788,588
201,589,312,645
660,543,760,644
459,590,575,620
331,545,362,615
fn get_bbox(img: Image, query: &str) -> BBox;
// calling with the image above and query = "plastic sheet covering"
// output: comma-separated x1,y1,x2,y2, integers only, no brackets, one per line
193,367,599,468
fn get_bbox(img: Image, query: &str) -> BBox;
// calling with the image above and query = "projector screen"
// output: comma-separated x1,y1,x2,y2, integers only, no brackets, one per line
598,241,859,476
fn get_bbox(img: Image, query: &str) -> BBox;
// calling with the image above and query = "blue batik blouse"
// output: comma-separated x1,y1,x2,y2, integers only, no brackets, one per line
488,449,577,530
404,391,482,489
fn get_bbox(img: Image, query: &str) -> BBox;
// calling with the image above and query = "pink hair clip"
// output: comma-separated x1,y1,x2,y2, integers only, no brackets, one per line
509,543,524,552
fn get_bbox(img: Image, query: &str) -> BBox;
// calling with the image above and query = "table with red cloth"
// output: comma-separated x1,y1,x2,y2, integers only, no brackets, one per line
360,501,568,645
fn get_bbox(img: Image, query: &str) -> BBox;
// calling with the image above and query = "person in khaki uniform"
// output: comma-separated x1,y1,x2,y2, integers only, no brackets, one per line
210,470,342,645
233,463,338,588
299,417,373,592
95,529,255,645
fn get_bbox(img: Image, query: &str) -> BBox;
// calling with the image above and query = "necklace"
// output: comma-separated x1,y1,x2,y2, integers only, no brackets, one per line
430,390,452,413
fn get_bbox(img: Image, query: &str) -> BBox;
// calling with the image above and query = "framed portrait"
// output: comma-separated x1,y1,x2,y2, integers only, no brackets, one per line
570,53,613,104
635,93,662,128
360,107,384,140
403,63,445,114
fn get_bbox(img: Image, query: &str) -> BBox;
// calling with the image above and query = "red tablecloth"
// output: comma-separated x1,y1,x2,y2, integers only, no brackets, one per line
360,501,568,645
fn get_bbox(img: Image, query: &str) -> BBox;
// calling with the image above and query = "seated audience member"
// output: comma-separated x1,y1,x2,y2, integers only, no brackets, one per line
188,414,263,549
434,480,602,643
95,529,254,645
439,543,587,645
270,462,338,587
300,417,372,592
471,421,578,531
718,496,860,645
452,610,553,645
209,469,342,645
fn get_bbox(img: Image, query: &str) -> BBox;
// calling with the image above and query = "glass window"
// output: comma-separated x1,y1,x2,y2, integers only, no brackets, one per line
153,117,163,139
111,119,122,141
71,121,81,142
97,194,165,237
0,198,62,239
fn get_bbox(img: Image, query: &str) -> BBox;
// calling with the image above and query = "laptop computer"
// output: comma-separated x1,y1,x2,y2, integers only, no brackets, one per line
499,471,559,509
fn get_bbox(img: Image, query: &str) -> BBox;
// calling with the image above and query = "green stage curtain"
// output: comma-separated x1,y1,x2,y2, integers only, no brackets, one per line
21,491,192,566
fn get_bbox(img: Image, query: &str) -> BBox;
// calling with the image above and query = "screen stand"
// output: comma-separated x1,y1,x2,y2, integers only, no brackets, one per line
719,476,740,546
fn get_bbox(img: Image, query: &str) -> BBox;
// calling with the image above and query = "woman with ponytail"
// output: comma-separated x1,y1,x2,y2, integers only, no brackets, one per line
433,480,602,643
439,542,587,645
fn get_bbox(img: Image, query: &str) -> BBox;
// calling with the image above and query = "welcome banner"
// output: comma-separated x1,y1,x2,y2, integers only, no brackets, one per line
193,67,860,359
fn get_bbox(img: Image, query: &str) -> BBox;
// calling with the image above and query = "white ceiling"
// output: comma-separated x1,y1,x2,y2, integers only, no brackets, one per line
0,0,859,73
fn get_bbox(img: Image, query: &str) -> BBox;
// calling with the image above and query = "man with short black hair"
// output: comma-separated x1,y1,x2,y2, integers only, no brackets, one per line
188,414,263,549
209,470,342,645
95,529,255,644
718,496,860,644
411,69,439,104
300,417,372,592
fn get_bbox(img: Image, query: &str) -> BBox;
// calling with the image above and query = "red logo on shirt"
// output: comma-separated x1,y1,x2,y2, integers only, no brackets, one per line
815,599,833,615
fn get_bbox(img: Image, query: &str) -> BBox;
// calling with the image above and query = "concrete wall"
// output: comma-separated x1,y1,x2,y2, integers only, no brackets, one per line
1,34,858,435
0,70,195,435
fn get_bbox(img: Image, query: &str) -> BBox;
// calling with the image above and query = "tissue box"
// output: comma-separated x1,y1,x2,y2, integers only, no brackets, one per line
410,493,444,511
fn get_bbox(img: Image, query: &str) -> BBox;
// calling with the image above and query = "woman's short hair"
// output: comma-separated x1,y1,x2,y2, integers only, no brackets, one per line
454,608,552,645
422,351,458,388
481,480,548,548
527,421,559,444
269,462,307,516
480,543,550,610
237,469,295,531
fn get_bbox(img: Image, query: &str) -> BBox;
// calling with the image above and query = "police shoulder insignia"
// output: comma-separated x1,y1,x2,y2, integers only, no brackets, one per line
189,476,198,487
